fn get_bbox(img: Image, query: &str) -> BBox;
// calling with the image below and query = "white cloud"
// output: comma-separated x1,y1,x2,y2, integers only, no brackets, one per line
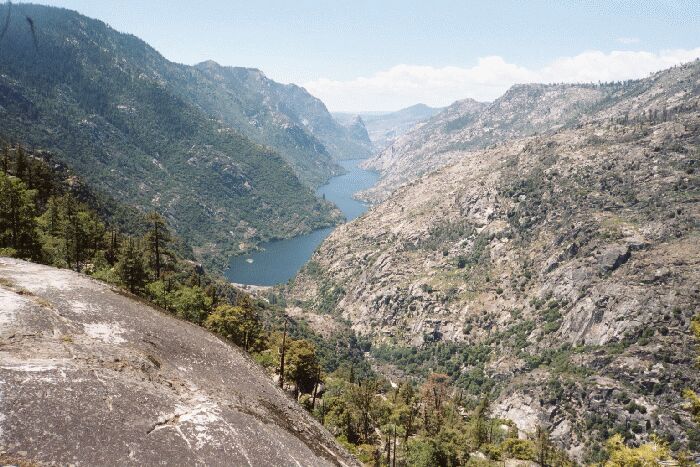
304,48,700,112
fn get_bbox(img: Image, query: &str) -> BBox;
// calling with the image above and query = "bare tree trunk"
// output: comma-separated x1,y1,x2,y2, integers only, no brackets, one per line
385,434,391,465
154,219,160,278
311,367,320,409
320,398,325,425
278,319,287,389
392,424,397,467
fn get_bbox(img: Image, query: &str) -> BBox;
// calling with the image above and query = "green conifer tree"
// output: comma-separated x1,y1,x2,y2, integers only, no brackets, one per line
115,238,147,293
0,172,40,259
145,211,171,278
15,145,26,180
1,145,9,174
60,195,86,270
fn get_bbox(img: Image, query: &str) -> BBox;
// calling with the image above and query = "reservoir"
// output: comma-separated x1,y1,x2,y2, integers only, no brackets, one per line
225,159,379,286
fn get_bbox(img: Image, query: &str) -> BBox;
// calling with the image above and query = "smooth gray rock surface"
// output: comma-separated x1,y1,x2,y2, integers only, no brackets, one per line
0,258,358,466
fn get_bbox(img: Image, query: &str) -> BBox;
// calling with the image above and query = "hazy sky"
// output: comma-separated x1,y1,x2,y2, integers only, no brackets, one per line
22,0,700,111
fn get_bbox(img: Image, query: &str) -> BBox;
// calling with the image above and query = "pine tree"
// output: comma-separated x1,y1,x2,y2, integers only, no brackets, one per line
397,382,419,442
1,145,9,174
45,196,60,236
349,379,381,443
279,318,287,389
83,210,105,260
0,172,40,259
15,145,26,180
105,229,119,265
420,373,450,435
286,339,320,397
535,425,553,466
472,395,491,448
145,211,171,278
115,238,146,293
60,195,85,271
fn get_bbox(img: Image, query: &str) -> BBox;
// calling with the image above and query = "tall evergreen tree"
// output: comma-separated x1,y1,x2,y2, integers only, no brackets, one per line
60,195,86,271
105,229,119,265
472,395,491,448
535,425,554,466
145,211,171,278
286,339,320,396
14,145,26,180
279,318,288,389
44,196,61,236
115,238,147,293
1,145,9,174
349,379,381,444
83,210,105,260
0,173,40,259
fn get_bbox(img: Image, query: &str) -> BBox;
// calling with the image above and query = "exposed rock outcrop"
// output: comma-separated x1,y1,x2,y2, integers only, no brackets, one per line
195,61,373,166
360,60,700,202
0,258,358,466
334,104,443,151
289,61,700,459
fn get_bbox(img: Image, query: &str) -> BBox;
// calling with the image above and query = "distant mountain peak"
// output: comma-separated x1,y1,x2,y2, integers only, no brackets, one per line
195,59,220,68
361,58,700,202
194,60,372,161
403,103,433,111
194,60,266,77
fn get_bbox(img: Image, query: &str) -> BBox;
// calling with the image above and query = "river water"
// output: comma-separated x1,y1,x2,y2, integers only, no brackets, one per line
224,159,379,286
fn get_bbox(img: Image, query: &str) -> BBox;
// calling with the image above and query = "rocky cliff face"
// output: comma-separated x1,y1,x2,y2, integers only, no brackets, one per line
276,84,374,162
289,61,700,459
188,61,343,187
359,66,696,201
0,258,358,466
359,97,486,196
335,104,443,151
194,61,373,169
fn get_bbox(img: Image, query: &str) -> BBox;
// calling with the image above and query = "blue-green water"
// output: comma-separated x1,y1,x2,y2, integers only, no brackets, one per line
225,159,379,286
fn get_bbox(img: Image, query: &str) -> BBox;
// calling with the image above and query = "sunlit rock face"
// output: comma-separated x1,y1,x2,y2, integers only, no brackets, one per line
0,258,358,467
289,60,700,460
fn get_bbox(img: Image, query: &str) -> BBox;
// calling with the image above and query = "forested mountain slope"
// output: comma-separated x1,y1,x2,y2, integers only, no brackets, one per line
359,63,699,201
181,61,341,187
190,61,372,183
193,62,373,163
289,60,700,461
0,4,341,268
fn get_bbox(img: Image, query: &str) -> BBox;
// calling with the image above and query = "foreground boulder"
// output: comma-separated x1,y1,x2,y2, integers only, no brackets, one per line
0,258,357,466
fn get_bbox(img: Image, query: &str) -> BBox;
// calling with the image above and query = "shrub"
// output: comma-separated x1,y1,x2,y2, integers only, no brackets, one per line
481,443,503,460
500,438,535,461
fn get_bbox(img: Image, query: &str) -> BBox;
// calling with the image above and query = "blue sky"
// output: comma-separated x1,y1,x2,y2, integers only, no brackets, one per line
24,1,700,111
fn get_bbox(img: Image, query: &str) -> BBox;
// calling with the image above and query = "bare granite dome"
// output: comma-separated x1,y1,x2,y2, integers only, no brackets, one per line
0,258,358,466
